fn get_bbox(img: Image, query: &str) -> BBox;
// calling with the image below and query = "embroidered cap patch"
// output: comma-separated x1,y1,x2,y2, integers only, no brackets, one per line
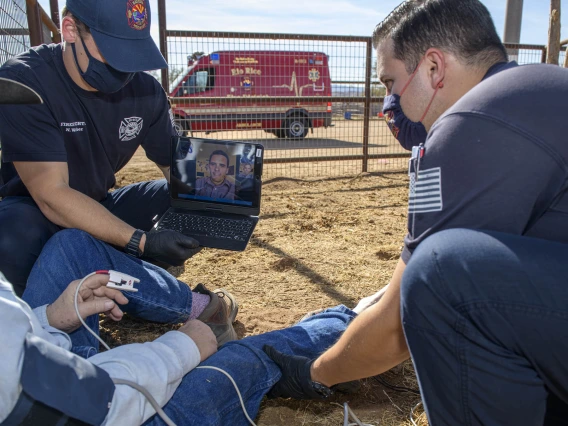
127,0,148,31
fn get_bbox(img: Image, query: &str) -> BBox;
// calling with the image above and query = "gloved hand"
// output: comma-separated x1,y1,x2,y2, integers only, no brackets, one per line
143,230,201,266
263,345,324,400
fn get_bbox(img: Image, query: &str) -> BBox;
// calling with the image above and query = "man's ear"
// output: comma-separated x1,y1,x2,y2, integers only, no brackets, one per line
424,48,446,89
61,16,78,43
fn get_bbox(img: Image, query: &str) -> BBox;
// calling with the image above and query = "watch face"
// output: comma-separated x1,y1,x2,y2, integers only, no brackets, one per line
312,381,333,398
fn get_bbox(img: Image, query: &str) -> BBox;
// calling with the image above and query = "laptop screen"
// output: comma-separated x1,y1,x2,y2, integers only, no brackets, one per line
170,136,263,209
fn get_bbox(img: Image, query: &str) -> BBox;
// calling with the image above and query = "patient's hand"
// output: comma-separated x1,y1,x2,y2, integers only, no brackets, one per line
46,274,129,334
178,320,217,361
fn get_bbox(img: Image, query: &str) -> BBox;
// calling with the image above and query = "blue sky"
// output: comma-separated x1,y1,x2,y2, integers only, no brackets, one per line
40,0,565,46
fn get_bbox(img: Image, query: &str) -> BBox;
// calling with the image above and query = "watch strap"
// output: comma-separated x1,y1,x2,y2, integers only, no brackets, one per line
125,229,144,258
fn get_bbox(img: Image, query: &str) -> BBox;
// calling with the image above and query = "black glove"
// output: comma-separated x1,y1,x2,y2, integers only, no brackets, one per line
263,345,324,400
143,230,201,266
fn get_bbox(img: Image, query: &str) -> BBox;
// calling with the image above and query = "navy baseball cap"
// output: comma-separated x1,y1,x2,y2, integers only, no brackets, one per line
65,0,167,72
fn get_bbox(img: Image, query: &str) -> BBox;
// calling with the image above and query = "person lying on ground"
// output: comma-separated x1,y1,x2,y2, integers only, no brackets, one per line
2,228,372,425
263,1,568,424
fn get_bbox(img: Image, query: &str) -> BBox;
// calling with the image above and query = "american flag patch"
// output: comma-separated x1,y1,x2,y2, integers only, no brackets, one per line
408,167,442,214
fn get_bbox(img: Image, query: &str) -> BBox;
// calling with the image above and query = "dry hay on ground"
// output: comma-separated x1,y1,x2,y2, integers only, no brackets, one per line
106,151,426,426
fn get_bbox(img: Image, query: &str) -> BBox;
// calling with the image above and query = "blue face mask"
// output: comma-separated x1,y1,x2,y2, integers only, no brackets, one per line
71,37,135,94
382,58,443,151
382,94,428,151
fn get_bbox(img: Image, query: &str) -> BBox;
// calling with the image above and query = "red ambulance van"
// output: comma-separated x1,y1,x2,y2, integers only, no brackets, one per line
169,51,332,139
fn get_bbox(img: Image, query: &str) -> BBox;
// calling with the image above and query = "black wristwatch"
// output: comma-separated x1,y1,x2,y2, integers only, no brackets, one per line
125,229,144,258
310,380,334,398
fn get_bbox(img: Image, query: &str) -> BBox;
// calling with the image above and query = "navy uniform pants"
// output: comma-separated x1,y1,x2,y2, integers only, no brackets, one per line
0,179,170,297
401,229,568,426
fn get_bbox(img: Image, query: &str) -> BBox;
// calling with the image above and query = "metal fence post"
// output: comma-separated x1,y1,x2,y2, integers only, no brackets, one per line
49,0,61,43
25,0,43,46
158,0,168,93
362,38,372,173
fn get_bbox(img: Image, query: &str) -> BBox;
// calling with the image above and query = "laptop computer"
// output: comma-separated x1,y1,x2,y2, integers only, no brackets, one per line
152,136,264,251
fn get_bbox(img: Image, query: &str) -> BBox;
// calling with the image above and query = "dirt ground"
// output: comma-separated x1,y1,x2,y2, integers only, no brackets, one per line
108,148,428,426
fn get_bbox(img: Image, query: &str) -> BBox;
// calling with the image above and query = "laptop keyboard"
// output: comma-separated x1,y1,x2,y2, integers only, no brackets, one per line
156,211,254,241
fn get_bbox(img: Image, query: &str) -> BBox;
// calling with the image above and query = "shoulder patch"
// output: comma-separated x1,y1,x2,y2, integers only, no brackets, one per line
408,167,443,214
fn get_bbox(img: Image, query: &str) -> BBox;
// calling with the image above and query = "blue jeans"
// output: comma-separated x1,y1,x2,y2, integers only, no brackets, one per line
145,306,355,426
401,229,568,426
23,229,192,358
0,179,170,296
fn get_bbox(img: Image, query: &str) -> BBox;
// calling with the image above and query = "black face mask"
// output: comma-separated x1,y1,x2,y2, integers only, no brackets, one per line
71,37,135,93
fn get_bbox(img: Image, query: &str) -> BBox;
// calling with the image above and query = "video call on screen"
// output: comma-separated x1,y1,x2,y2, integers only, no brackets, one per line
172,138,258,206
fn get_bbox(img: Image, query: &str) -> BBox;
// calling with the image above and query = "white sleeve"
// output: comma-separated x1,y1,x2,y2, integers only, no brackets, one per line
90,331,201,426
32,304,73,348
0,278,71,422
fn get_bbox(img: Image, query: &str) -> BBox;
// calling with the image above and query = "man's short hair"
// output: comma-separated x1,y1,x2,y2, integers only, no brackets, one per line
209,150,230,166
61,6,91,37
372,0,507,74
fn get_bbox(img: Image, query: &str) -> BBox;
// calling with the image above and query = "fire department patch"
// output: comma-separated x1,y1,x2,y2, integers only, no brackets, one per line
127,0,148,31
119,117,143,141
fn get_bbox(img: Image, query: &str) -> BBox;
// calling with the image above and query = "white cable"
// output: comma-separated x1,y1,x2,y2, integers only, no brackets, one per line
112,378,177,426
74,272,110,351
410,401,423,426
343,402,376,426
196,365,257,426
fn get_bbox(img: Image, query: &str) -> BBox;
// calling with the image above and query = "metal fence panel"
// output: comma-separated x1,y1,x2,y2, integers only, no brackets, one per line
0,0,30,65
163,31,406,179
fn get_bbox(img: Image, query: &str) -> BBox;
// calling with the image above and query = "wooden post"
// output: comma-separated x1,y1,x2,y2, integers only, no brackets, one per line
546,0,561,65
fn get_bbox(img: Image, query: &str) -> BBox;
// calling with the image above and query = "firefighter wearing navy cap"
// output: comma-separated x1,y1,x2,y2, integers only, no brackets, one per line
0,0,200,296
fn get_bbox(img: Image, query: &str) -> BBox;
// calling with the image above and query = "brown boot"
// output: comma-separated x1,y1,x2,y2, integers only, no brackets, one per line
193,284,239,346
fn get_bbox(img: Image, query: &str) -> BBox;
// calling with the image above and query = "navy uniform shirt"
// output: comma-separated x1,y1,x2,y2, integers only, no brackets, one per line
0,44,176,201
403,62,568,263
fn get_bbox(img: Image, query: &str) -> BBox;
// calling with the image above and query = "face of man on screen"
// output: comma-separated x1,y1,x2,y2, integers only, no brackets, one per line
242,163,253,176
208,154,229,185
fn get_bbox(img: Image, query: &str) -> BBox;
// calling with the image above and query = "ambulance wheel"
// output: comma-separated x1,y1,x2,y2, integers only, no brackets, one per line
286,117,308,139
274,129,286,139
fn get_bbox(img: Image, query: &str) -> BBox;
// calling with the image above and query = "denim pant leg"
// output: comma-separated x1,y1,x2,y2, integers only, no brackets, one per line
23,229,192,358
101,179,170,231
400,229,568,426
0,197,60,296
145,306,357,426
